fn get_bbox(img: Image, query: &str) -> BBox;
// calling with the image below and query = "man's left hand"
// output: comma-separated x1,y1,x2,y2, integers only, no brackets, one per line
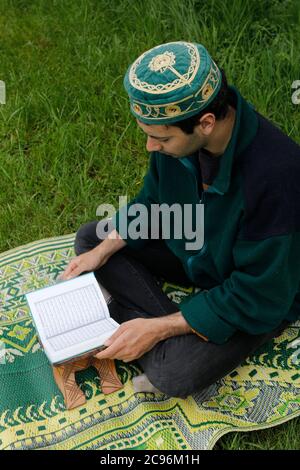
94,318,163,363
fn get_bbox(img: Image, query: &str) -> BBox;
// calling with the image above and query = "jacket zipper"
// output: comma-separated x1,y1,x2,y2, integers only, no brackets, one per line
186,189,208,275
178,158,209,274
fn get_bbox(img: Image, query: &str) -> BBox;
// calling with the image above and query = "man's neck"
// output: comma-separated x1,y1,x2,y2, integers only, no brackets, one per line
203,106,236,157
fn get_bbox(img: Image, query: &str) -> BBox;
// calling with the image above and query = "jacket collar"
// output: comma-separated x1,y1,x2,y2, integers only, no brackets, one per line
180,86,258,195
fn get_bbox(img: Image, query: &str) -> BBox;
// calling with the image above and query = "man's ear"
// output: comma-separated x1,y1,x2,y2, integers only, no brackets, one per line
194,113,216,136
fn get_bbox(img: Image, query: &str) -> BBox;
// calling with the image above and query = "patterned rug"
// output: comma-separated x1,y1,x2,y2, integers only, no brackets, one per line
0,235,299,450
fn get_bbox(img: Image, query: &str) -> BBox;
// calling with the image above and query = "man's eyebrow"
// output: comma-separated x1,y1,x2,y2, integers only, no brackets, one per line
149,135,170,140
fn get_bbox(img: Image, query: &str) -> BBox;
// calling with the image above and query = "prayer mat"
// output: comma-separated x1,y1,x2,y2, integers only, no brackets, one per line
0,235,299,450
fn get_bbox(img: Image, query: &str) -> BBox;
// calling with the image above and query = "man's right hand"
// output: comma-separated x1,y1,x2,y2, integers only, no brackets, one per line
59,246,109,281
59,228,126,281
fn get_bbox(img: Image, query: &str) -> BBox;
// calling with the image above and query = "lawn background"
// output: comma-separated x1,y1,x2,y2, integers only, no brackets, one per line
0,0,299,449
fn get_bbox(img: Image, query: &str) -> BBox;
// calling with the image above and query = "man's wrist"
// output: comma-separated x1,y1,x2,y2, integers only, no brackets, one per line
95,229,126,258
151,312,209,342
152,311,193,341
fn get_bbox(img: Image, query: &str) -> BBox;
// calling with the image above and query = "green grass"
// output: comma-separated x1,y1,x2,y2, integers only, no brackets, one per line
0,0,299,449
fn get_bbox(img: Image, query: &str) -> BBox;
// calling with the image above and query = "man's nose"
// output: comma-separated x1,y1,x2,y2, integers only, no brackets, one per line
146,136,161,152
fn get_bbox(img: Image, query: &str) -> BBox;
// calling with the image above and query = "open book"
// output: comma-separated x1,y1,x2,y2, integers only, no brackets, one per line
26,272,119,365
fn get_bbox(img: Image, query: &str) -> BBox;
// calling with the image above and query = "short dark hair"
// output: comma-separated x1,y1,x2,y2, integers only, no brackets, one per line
170,68,230,134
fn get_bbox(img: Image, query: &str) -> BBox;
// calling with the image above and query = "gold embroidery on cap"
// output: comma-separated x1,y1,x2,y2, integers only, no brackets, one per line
132,103,142,115
130,55,221,121
195,60,221,101
148,51,190,86
149,52,176,72
165,104,181,116
129,41,200,94
202,83,214,100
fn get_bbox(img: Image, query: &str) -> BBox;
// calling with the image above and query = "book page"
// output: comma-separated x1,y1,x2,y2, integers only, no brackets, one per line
37,285,106,341
26,273,119,364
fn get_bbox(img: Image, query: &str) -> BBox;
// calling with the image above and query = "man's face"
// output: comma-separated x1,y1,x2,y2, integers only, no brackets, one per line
137,120,208,158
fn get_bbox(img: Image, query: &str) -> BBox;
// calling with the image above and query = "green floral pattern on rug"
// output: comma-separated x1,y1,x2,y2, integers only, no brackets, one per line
0,235,299,450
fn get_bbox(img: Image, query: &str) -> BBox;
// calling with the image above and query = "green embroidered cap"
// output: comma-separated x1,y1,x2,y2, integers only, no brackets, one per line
124,41,222,125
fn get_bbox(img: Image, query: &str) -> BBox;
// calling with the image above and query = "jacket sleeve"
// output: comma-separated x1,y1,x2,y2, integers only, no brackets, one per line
112,152,159,249
179,233,300,344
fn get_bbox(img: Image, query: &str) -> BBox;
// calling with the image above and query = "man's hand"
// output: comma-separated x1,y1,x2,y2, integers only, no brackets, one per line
95,318,162,363
60,228,126,280
95,312,194,363
59,246,109,280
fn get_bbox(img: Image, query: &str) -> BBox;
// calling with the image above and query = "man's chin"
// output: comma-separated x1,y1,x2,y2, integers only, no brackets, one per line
161,150,197,158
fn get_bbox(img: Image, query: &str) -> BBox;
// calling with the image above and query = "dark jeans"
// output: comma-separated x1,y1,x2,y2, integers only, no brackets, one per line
75,219,288,398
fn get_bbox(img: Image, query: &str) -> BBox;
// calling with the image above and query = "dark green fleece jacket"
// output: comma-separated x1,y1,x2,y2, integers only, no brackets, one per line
113,86,300,344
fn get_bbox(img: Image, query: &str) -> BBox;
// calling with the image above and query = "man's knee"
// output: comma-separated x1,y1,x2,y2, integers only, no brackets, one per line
75,219,114,255
139,338,220,398
74,221,97,255
75,219,115,255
